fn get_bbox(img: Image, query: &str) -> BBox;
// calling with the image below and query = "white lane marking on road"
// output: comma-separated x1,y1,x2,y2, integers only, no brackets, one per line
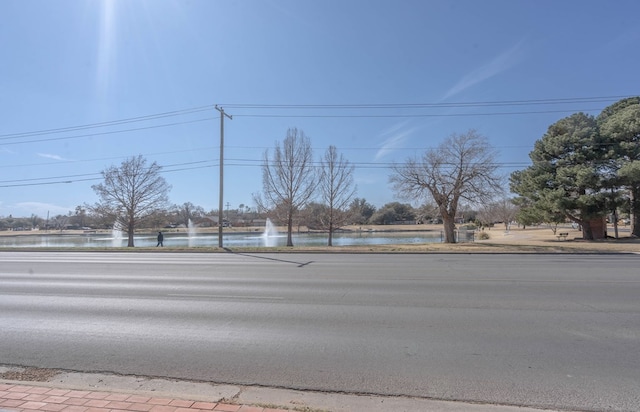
167,294,285,300
0,256,264,265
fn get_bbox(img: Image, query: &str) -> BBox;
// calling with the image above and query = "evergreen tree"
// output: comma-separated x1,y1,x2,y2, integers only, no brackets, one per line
598,97,640,236
510,113,608,239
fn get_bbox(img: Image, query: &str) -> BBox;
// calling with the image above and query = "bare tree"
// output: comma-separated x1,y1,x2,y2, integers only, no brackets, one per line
477,198,518,230
73,205,87,228
319,145,357,246
390,130,503,243
493,198,518,230
258,128,316,246
91,155,171,247
173,202,205,227
300,201,329,230
476,204,496,229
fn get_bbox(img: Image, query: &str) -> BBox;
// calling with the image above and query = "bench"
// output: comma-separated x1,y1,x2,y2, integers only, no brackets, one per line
556,232,569,240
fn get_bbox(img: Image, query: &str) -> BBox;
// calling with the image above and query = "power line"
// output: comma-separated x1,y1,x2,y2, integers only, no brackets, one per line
0,108,599,147
222,159,531,170
220,95,635,109
233,108,603,118
2,94,637,143
4,137,623,183
0,105,216,140
0,146,216,169
0,141,535,170
0,158,534,189
0,160,216,188
0,117,215,146
2,94,635,188
0,171,101,184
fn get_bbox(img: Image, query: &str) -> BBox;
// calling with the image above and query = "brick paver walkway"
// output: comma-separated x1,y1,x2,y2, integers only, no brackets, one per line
0,383,288,412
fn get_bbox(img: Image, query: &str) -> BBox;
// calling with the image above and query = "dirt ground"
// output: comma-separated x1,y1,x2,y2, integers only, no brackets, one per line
291,224,640,254
432,225,639,254
1,224,638,254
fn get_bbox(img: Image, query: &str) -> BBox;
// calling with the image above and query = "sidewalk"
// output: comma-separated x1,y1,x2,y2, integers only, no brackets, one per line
0,383,285,412
0,369,564,412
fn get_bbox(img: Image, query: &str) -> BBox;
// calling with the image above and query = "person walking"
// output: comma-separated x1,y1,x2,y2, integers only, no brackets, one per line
156,231,164,247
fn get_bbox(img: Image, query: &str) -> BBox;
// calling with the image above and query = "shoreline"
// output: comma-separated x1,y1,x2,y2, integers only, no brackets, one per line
0,224,637,254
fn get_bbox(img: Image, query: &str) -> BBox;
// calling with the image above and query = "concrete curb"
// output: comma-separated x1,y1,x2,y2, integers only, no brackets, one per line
0,368,566,412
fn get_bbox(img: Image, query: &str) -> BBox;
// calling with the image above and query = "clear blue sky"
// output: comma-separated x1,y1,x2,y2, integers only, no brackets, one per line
1,0,639,218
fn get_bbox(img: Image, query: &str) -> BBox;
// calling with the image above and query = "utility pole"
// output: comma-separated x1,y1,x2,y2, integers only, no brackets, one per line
215,105,232,248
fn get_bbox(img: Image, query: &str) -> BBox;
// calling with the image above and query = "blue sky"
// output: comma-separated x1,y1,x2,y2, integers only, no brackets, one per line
1,0,639,218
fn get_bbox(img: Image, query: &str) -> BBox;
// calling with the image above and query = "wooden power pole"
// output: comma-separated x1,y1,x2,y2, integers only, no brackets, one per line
215,105,232,248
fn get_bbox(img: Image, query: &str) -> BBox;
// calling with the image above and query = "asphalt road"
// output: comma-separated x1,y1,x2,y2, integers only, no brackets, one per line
1,251,639,411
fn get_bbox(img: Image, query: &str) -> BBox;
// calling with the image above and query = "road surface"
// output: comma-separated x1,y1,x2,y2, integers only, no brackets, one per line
1,251,639,411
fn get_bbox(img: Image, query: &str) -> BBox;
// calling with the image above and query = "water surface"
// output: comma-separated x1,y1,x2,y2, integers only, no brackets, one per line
0,231,443,248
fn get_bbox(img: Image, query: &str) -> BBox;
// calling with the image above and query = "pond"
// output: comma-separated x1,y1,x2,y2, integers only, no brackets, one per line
0,230,444,248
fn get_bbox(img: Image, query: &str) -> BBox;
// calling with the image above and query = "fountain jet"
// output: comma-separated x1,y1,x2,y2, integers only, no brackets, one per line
262,218,279,247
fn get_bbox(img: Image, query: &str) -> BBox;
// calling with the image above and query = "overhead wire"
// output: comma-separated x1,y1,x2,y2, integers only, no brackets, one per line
0,117,215,146
0,156,533,189
219,95,633,109
0,160,217,188
2,94,637,145
0,104,216,140
232,109,603,118
0,146,216,169
1,94,636,189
